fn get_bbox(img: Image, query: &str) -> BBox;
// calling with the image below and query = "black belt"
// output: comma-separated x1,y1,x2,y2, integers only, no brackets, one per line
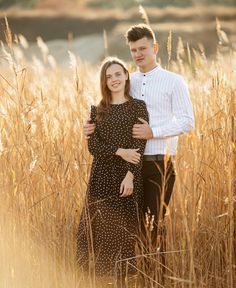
143,154,175,161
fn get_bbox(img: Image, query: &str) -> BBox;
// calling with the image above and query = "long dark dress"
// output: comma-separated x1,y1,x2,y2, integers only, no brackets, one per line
77,98,149,277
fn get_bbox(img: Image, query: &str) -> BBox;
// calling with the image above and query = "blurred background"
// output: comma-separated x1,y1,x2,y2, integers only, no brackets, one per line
0,0,235,64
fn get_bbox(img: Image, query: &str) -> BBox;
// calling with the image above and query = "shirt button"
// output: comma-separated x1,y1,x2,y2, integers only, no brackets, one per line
142,94,144,96
143,83,145,85
144,74,146,76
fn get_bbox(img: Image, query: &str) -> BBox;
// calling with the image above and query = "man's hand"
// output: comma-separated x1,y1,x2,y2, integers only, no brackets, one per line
83,120,96,139
132,118,153,140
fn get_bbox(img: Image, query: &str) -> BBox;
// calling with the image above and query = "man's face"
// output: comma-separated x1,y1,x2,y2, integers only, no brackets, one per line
129,37,158,72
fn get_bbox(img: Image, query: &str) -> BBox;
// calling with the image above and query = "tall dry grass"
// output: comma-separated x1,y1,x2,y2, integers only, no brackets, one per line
0,18,235,288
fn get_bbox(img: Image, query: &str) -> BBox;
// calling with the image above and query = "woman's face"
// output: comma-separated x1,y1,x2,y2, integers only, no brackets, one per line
105,63,128,95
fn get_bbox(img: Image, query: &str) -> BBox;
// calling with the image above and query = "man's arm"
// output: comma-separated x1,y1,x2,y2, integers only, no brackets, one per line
133,76,194,139
151,76,194,138
83,120,95,139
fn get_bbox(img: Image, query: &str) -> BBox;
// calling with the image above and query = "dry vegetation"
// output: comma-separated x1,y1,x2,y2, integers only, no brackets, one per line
0,17,235,288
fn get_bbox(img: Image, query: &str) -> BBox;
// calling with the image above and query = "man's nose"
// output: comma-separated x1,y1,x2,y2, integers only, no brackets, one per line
135,50,142,57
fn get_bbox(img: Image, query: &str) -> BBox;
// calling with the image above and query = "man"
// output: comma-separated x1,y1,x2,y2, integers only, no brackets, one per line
84,23,194,281
125,23,194,241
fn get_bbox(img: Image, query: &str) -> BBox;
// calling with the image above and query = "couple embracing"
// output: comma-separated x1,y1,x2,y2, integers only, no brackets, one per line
77,24,194,286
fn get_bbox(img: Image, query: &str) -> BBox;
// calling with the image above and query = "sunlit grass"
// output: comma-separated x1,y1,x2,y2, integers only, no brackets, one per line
0,17,235,287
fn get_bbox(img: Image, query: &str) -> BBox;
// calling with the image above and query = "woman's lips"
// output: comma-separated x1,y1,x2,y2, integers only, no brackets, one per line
111,82,120,88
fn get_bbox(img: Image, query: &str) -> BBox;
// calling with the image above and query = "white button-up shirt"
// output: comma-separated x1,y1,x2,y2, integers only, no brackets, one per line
130,65,194,155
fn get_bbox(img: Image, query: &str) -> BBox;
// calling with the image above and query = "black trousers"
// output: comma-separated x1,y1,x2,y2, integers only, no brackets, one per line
141,158,176,249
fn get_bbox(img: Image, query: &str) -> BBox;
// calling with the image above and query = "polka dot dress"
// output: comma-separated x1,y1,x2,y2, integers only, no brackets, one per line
77,98,149,277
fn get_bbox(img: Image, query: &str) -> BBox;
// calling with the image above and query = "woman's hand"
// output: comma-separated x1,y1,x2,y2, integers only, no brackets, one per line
116,148,141,164
120,171,134,197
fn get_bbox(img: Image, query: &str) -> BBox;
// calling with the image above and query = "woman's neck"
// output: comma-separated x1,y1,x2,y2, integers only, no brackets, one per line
111,93,127,104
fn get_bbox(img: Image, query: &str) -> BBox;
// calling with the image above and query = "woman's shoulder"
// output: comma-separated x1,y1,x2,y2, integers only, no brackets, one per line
90,105,97,113
131,98,148,120
90,105,98,121
132,98,146,108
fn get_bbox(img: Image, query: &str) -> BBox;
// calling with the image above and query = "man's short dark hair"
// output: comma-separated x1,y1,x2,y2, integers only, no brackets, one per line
125,24,156,43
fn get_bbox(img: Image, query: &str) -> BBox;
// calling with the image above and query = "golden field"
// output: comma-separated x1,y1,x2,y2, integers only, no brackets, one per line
0,19,235,287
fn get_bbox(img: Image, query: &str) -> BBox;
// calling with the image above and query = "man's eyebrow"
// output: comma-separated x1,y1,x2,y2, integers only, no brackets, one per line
131,46,146,50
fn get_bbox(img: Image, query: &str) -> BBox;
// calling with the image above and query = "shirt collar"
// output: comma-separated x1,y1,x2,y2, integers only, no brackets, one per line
138,65,161,76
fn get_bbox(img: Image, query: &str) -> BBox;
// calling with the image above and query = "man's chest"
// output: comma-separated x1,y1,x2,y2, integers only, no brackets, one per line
131,80,172,113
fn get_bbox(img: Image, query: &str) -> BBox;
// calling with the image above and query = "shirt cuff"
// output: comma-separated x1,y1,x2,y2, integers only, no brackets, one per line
152,127,163,138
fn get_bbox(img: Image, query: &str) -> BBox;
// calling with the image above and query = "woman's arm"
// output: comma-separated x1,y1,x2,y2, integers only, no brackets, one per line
119,101,149,197
87,106,118,158
127,100,149,176
88,106,142,163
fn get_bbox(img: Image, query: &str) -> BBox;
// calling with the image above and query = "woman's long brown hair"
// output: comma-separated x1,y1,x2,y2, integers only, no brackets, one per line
96,57,132,122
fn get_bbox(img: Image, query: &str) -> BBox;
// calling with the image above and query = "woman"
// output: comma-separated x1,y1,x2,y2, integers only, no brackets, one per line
77,57,149,283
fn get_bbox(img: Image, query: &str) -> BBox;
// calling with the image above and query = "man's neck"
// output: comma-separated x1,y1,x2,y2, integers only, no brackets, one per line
139,63,158,73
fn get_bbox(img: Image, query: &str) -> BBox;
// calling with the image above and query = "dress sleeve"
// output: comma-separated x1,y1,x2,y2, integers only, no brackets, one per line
87,106,119,158
127,100,149,176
